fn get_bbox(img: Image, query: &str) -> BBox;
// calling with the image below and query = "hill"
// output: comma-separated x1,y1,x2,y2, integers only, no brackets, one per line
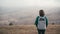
0,24,60,34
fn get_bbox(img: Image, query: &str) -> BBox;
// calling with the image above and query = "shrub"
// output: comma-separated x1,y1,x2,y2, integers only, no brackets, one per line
9,22,13,26
52,23,55,25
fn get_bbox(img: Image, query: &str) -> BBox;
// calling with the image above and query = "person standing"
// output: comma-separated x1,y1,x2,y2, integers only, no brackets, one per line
35,10,48,34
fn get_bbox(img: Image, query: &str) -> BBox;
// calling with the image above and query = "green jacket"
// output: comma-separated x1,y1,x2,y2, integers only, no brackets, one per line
35,16,48,27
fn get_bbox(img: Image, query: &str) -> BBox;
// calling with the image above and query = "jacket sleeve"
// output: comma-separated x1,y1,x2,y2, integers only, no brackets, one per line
45,17,48,27
34,16,39,27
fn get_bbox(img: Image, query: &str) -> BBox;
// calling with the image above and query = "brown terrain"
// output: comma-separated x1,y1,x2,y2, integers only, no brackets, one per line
0,24,60,34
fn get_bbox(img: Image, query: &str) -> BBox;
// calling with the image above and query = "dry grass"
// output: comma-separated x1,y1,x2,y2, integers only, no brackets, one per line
0,24,60,34
46,24,60,34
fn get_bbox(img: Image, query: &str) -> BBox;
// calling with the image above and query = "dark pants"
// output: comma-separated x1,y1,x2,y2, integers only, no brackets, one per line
37,29,45,34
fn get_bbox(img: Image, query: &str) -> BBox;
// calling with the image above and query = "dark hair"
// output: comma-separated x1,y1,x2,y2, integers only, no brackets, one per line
39,10,45,17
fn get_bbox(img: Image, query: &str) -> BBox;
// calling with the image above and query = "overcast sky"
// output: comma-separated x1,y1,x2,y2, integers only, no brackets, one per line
0,0,60,8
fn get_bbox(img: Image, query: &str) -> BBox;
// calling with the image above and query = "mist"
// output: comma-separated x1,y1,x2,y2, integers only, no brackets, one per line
0,0,60,26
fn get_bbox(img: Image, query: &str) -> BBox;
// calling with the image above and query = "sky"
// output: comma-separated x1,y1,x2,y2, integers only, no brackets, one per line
0,0,60,8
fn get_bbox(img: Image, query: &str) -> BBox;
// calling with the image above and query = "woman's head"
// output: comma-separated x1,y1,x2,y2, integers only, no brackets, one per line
39,10,45,17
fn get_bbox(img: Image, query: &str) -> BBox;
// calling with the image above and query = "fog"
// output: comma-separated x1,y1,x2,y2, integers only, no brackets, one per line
0,0,60,7
0,0,60,26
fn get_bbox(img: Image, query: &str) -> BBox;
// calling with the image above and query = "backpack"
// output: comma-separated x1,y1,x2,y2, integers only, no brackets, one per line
37,16,46,29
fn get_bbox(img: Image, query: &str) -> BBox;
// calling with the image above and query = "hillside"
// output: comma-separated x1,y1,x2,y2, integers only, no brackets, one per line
0,24,60,34
0,7,60,25
47,7,60,24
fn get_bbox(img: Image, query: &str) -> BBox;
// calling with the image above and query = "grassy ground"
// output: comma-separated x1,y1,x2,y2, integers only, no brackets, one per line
0,24,60,34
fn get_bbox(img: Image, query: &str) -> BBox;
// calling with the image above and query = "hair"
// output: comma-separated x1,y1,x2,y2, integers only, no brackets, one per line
39,10,45,17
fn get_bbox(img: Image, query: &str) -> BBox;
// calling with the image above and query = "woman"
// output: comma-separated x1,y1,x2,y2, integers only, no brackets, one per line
35,10,48,34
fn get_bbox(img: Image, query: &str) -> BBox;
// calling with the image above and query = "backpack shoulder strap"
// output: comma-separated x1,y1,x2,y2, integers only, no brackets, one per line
44,16,47,19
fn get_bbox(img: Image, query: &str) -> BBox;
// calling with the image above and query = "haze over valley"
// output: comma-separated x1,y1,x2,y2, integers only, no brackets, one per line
0,7,60,26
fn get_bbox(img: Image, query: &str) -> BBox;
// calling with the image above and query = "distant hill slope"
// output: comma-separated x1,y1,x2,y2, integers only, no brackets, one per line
0,7,60,25
46,8,60,24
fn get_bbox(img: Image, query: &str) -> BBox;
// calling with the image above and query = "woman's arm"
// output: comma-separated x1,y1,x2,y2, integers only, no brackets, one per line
46,17,48,27
34,16,39,27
